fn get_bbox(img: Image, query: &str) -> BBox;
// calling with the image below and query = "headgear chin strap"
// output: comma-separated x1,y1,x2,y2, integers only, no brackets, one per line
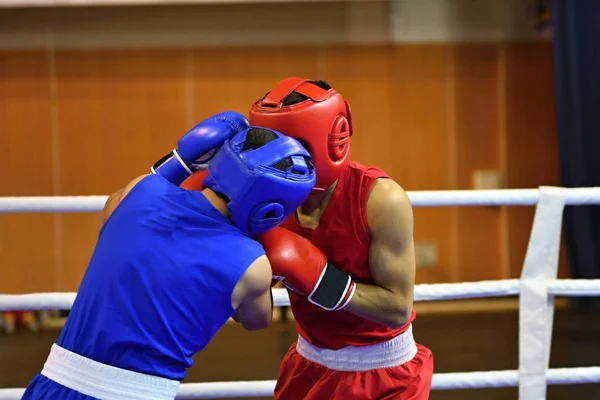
203,128,316,236
249,77,353,192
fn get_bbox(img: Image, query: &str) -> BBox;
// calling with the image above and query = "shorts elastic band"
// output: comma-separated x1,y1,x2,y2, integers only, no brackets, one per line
41,344,180,400
296,324,418,371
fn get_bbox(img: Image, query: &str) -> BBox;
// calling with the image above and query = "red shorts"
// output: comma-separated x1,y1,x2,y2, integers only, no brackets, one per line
274,340,433,400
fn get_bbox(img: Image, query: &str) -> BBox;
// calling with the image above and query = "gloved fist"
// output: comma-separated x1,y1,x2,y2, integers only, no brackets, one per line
257,227,356,311
152,111,249,185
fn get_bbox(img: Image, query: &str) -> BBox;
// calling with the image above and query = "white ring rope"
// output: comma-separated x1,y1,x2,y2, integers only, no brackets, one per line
431,367,600,390
2,279,600,311
0,196,108,213
547,279,600,296
2,187,600,213
1,367,599,399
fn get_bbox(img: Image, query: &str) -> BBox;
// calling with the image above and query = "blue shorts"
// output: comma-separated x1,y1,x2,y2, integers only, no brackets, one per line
22,374,96,400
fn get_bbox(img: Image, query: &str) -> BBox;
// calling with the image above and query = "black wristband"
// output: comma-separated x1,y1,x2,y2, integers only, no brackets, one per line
270,287,274,321
309,263,351,310
151,151,176,173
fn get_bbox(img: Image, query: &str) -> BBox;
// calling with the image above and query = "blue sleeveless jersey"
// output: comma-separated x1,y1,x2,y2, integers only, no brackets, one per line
57,175,265,381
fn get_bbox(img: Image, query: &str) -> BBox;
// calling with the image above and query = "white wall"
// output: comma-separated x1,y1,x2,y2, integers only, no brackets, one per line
392,0,541,42
0,0,543,50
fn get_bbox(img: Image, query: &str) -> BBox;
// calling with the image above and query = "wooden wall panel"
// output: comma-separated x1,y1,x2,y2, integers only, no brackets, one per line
504,43,561,278
55,49,188,290
0,52,56,293
452,44,503,281
324,45,395,173
0,43,561,293
192,46,322,123
390,45,454,283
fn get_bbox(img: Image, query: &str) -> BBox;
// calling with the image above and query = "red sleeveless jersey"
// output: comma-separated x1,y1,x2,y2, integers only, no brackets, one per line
282,161,416,350
180,163,416,349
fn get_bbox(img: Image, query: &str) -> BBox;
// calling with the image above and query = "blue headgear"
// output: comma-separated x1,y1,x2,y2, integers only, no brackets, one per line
203,128,316,236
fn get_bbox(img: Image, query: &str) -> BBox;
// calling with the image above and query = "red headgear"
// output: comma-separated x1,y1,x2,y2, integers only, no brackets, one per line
249,77,353,192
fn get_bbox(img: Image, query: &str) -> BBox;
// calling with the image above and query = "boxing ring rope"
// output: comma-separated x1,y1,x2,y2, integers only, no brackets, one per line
1,186,600,400
2,187,600,213
3,279,600,311
2,367,600,399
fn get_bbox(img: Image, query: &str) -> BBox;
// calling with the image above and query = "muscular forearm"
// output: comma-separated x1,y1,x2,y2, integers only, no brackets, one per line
343,282,411,328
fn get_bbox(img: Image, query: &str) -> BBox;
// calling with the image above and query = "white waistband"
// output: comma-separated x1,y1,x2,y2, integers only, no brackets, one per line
296,324,418,372
41,344,180,400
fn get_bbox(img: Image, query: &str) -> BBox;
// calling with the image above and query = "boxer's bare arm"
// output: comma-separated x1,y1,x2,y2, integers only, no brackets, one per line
101,174,150,223
343,179,415,328
231,255,273,331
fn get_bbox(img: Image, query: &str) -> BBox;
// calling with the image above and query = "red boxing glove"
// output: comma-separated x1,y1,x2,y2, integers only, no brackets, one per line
257,227,356,311
180,170,208,190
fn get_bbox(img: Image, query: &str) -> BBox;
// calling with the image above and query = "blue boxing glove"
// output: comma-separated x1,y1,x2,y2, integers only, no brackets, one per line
152,111,249,185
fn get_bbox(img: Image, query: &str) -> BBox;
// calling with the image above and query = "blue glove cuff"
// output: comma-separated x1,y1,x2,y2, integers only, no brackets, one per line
151,150,193,185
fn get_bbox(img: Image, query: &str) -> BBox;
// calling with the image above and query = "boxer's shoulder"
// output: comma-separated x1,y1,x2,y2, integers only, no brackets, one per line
101,174,152,223
347,161,390,178
366,179,412,235
369,178,409,206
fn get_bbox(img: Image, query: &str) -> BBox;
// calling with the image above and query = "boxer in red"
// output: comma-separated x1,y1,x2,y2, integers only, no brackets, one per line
181,78,433,399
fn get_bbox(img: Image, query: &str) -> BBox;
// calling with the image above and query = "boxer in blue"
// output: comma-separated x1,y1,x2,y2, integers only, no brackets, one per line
22,112,316,400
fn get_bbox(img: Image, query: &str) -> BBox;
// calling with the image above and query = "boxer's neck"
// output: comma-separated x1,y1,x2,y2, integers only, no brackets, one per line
299,180,337,215
201,188,229,218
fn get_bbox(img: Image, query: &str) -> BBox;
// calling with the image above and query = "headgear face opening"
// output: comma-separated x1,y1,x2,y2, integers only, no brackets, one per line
203,128,316,236
249,77,353,192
